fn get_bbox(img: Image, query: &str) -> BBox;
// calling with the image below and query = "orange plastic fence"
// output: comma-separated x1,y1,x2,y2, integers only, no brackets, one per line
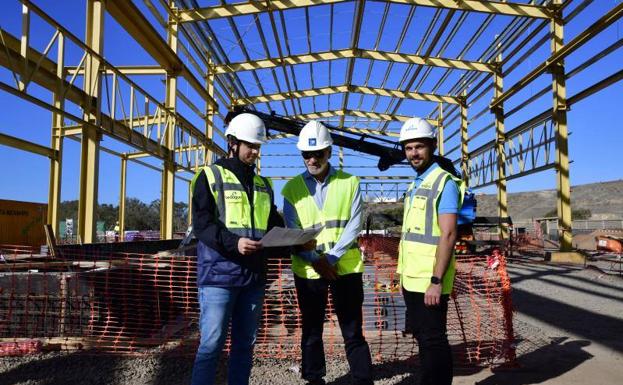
0,236,515,367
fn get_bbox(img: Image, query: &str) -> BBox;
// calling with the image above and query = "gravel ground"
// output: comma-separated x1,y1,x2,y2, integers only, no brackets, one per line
1,261,622,385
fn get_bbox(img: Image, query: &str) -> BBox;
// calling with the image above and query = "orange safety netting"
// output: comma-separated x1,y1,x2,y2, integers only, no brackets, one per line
0,236,515,367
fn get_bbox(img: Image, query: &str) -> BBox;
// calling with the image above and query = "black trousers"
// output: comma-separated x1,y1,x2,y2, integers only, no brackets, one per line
294,273,373,385
403,289,453,385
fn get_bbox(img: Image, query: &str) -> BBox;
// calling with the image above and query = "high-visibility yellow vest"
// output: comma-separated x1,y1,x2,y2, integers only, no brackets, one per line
397,166,465,294
191,165,273,239
282,170,363,279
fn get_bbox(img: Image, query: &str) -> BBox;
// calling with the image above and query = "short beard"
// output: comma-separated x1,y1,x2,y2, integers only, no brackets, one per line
307,162,328,176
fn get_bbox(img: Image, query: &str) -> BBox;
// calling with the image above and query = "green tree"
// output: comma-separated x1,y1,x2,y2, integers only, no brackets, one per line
544,208,592,220
58,198,189,233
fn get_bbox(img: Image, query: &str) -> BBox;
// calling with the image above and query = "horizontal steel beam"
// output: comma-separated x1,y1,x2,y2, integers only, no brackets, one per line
235,85,460,105
268,125,399,138
178,0,551,22
0,132,58,158
127,143,221,160
213,48,494,74
66,65,166,76
290,109,436,126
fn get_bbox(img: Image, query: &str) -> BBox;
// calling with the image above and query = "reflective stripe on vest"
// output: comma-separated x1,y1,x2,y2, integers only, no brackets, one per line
398,166,465,294
401,171,447,245
282,170,363,279
191,164,272,239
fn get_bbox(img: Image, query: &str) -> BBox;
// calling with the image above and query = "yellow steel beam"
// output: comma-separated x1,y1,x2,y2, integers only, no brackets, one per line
266,121,399,138
126,143,218,160
213,48,494,74
351,85,460,104
178,0,550,22
551,5,572,251
65,65,166,76
350,110,438,126
106,0,217,109
0,132,58,158
341,126,399,138
290,109,437,126
78,0,104,244
234,85,460,105
237,86,347,104
493,65,509,239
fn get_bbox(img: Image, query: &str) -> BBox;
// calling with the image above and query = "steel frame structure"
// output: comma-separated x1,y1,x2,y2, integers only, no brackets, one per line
0,0,622,252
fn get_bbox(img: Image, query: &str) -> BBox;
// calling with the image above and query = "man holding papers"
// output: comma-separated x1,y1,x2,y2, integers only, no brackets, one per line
189,113,285,385
282,121,373,385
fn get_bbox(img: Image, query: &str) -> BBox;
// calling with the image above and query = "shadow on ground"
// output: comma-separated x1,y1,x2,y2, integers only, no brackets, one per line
476,338,593,384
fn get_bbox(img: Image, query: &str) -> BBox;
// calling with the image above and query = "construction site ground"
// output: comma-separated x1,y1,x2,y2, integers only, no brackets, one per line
0,259,621,385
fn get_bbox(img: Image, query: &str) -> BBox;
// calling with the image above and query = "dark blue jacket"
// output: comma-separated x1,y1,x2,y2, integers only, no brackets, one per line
192,157,285,287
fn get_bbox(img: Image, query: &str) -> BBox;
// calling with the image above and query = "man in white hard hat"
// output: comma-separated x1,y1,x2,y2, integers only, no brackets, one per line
282,120,373,385
397,117,464,385
190,113,285,385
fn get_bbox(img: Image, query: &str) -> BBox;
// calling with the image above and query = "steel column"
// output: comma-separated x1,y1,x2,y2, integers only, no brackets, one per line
437,102,444,156
551,5,572,251
48,33,65,235
460,93,469,186
188,181,192,225
493,63,508,238
161,6,178,239
19,4,30,91
118,155,127,241
78,0,104,243
205,61,215,166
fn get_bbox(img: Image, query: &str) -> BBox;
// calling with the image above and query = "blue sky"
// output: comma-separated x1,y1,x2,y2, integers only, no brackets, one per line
0,0,621,209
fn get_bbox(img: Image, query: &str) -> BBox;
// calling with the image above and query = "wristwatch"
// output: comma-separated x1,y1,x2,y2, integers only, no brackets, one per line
430,276,441,285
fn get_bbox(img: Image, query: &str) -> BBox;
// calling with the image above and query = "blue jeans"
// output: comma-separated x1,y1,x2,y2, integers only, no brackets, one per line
191,283,265,385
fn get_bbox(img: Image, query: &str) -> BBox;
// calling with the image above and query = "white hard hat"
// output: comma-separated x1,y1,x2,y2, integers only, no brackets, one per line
297,120,333,151
399,117,436,143
224,124,236,138
227,113,266,144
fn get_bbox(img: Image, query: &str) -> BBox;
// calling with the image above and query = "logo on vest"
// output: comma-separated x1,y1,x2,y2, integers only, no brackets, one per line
225,192,243,201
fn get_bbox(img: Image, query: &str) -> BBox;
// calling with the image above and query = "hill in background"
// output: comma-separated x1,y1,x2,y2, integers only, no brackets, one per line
365,179,623,225
475,179,623,220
